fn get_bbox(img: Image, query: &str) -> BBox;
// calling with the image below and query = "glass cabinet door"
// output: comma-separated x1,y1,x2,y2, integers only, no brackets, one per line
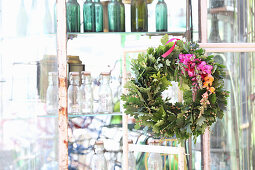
0,0,58,169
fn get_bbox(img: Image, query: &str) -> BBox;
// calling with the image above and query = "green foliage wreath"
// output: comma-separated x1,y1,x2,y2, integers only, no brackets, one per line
121,35,229,142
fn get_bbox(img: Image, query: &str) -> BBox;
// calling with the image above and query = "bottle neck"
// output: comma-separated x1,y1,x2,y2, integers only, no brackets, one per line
82,76,92,85
70,76,79,86
158,0,164,2
94,0,100,2
68,0,78,2
101,75,110,85
95,145,104,154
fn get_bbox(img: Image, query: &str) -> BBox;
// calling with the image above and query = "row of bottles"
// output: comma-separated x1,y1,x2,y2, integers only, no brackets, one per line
68,71,113,114
91,140,163,170
66,0,168,33
46,71,113,115
91,140,136,170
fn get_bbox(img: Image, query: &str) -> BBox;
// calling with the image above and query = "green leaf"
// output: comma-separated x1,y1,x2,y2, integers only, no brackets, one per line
196,116,206,126
134,123,140,130
161,34,169,45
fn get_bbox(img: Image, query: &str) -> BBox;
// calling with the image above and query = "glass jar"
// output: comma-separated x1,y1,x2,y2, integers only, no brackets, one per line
128,140,136,170
91,141,107,170
148,140,163,170
131,0,148,32
83,0,95,32
98,72,113,113
66,0,80,32
108,0,120,32
94,0,104,32
118,0,125,32
156,0,168,32
80,72,93,114
68,72,80,114
46,72,58,115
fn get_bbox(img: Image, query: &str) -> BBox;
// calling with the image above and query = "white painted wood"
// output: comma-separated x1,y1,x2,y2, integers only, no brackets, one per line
199,43,255,48
122,52,128,170
128,144,184,155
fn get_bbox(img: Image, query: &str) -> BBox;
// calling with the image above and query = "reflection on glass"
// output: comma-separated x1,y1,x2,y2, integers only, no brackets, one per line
94,0,104,32
208,14,222,43
66,0,80,32
46,72,58,115
209,52,255,170
210,0,224,9
156,0,168,32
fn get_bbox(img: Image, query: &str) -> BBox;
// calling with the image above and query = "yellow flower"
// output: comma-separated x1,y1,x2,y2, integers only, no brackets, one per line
209,87,215,93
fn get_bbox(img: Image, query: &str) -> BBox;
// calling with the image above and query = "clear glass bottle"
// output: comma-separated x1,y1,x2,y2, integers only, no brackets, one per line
156,0,168,32
91,141,107,170
131,0,148,32
83,0,95,32
94,0,104,32
68,72,80,114
80,72,93,114
66,0,80,32
118,0,125,32
46,72,58,115
148,140,163,170
128,140,136,170
108,0,120,32
98,72,113,113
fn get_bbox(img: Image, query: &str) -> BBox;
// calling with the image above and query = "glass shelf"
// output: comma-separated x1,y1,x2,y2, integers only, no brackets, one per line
37,112,122,118
67,31,186,39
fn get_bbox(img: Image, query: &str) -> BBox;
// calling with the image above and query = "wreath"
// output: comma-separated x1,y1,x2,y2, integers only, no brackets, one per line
121,35,229,142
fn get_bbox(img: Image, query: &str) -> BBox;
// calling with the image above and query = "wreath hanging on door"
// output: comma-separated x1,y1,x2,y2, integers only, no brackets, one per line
121,35,229,142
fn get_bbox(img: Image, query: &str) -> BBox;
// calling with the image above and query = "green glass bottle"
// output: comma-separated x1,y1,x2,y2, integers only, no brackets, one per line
156,0,168,32
66,0,80,32
108,0,120,32
118,0,125,32
94,0,104,32
83,0,95,32
131,0,148,32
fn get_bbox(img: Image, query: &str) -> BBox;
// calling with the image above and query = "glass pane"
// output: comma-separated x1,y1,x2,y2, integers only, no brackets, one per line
207,0,255,43
209,52,255,170
0,0,58,169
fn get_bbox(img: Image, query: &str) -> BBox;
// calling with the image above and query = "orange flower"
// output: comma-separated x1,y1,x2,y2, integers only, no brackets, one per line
203,74,214,88
209,87,215,93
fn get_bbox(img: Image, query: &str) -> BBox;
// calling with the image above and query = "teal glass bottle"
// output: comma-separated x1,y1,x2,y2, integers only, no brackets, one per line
83,0,95,32
66,0,80,32
108,0,120,32
118,0,125,32
94,0,104,32
131,0,148,32
156,0,168,32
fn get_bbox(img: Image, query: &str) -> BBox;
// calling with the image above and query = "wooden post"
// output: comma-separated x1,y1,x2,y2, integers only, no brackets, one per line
56,0,68,169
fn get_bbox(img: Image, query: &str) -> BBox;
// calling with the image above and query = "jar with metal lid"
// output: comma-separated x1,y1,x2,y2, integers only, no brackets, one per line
91,141,107,170
98,72,113,114
68,72,80,114
148,139,163,170
80,71,93,114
